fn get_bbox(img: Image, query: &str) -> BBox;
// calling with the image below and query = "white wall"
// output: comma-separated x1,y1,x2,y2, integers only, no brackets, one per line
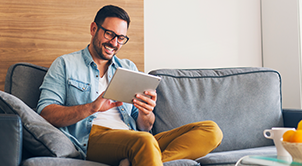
144,0,302,109
262,0,301,109
144,0,262,73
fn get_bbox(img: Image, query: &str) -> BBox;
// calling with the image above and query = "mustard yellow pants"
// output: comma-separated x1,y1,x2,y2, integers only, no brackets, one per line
86,120,223,166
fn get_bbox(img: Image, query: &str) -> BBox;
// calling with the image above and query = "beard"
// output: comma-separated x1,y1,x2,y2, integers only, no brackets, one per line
92,30,118,61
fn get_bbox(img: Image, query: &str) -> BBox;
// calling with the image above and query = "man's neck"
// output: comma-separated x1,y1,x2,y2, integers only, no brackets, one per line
88,44,112,77
97,60,111,78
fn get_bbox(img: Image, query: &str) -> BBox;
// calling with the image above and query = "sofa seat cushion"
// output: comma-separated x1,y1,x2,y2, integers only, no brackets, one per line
22,157,110,166
0,91,81,158
196,146,276,165
164,159,200,166
22,157,200,166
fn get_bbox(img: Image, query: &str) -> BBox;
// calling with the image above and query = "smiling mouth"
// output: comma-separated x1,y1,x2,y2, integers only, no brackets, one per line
105,45,114,51
104,45,117,54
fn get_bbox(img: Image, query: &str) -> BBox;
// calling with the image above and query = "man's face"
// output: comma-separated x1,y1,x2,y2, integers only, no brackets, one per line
92,17,128,61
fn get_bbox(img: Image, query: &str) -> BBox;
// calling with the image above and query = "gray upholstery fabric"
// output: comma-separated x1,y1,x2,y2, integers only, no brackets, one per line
164,159,200,166
197,146,276,165
22,157,200,166
22,157,110,166
149,68,283,153
0,91,81,158
0,114,22,166
4,63,48,110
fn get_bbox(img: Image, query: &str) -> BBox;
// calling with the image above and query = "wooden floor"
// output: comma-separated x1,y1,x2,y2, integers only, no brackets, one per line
0,0,144,91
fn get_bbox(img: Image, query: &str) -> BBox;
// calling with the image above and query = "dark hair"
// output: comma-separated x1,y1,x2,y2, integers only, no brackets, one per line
94,5,130,29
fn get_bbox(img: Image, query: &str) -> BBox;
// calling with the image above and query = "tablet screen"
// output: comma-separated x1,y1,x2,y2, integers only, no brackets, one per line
102,68,161,104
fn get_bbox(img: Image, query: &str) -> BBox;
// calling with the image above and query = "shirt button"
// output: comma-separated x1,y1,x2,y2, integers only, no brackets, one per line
96,75,99,77
83,144,87,146
96,92,99,94
121,109,124,111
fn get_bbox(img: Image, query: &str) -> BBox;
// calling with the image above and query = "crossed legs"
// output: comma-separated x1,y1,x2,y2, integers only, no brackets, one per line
86,121,223,166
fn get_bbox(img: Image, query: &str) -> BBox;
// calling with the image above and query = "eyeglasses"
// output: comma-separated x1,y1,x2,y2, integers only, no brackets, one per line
95,22,129,45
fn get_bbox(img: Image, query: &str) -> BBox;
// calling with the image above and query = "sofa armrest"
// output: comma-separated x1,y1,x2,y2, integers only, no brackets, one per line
0,114,22,166
282,109,302,128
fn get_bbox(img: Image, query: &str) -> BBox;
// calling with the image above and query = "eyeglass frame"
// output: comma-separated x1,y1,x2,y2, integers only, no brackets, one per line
95,22,129,45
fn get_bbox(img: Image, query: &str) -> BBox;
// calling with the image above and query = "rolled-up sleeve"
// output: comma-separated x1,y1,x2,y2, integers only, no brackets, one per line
36,57,66,114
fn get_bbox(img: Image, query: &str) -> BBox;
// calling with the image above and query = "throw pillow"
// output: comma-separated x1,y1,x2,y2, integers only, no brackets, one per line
0,91,81,158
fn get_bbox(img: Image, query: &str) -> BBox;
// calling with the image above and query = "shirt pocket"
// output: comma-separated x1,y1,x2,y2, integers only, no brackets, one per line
67,78,91,105
68,78,91,92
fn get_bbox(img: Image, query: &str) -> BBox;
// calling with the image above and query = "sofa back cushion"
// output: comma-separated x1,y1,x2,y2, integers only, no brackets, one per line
5,63,48,110
149,67,283,152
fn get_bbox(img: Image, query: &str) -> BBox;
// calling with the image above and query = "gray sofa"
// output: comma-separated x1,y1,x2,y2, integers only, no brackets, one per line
1,62,301,166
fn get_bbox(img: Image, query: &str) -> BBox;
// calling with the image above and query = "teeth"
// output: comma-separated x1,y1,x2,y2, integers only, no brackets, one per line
105,46,114,51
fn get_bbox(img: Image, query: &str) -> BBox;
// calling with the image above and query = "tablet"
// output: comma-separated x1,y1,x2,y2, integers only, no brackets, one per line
102,67,161,104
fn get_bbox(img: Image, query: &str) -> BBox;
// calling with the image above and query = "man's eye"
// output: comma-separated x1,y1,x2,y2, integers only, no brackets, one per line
106,31,115,37
118,36,125,40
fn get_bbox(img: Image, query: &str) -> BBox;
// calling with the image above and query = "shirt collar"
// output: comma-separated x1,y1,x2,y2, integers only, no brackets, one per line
83,45,94,66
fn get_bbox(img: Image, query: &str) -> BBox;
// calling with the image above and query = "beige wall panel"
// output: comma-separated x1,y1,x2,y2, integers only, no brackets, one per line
0,0,144,91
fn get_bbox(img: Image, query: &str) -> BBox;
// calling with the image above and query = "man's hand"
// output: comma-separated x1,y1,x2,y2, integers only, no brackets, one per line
133,90,157,131
91,92,123,113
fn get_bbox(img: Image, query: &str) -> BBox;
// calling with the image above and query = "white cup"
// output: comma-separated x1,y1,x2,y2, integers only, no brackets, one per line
263,127,295,157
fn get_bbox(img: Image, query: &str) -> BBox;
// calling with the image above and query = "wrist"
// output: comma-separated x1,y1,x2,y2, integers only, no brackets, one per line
86,102,98,115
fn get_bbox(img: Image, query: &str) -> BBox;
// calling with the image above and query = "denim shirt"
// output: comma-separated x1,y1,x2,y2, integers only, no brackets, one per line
37,46,139,158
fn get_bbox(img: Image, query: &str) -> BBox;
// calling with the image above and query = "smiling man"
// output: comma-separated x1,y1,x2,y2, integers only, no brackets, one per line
37,5,223,166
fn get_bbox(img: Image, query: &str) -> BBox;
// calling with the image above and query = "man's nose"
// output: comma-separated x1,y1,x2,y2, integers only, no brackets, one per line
109,36,119,46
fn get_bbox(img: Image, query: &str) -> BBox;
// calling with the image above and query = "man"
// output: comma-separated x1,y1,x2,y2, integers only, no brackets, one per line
37,5,223,166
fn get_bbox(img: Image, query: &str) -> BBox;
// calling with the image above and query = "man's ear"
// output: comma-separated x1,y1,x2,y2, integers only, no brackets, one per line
90,22,98,36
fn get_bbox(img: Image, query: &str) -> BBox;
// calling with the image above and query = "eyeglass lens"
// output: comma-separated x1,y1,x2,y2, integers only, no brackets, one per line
104,31,127,44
